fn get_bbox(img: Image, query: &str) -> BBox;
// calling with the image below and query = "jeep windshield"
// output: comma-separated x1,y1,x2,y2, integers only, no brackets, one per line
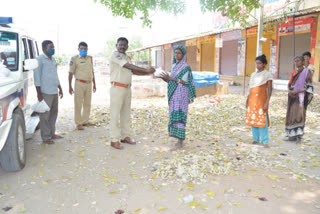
0,31,18,71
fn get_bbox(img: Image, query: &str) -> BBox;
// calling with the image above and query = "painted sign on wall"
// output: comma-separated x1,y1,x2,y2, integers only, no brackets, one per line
200,35,216,43
278,15,316,35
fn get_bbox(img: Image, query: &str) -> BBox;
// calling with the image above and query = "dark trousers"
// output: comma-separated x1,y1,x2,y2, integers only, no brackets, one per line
39,93,58,140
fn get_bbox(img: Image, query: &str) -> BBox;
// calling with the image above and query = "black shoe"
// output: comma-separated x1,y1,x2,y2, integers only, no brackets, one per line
288,137,297,141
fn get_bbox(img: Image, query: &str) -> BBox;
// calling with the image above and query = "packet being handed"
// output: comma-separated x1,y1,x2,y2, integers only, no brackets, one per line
154,68,167,78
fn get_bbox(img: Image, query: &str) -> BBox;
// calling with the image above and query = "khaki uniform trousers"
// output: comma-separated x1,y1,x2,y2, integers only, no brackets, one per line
39,93,58,140
74,81,92,125
110,85,131,142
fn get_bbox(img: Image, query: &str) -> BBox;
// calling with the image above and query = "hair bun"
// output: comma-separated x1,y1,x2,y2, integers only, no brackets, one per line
255,54,268,64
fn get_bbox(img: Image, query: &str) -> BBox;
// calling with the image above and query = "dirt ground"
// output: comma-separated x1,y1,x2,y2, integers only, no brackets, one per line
0,70,320,214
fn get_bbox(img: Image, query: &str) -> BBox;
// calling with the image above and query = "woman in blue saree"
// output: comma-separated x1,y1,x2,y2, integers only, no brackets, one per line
160,46,196,150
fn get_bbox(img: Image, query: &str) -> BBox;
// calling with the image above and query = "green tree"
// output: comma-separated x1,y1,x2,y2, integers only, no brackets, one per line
54,55,63,66
95,0,302,28
54,54,71,66
94,0,185,27
103,38,118,59
128,38,149,61
201,0,303,27
200,0,260,27
103,36,149,61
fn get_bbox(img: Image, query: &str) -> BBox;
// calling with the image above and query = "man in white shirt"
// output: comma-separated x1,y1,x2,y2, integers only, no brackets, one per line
302,51,315,74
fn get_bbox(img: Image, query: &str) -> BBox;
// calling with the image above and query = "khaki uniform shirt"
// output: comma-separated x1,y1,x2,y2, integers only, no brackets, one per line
69,55,93,81
109,51,132,84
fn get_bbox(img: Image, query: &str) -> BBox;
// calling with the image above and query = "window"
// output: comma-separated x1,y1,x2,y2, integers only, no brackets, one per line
35,41,39,56
22,38,29,60
0,31,19,71
28,39,35,59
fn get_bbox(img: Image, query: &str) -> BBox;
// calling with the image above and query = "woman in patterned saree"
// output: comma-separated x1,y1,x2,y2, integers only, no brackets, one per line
245,54,273,148
285,56,313,143
160,46,196,150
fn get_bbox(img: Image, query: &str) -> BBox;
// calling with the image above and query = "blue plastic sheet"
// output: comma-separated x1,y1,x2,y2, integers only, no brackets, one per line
192,72,219,87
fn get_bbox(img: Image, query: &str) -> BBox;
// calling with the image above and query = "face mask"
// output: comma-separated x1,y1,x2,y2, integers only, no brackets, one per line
79,50,87,57
47,49,55,56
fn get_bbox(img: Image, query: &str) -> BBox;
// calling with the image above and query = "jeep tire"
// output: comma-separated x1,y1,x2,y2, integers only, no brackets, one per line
0,107,26,171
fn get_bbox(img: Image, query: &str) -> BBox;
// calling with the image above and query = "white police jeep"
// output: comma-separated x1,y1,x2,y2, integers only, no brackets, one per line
0,17,39,171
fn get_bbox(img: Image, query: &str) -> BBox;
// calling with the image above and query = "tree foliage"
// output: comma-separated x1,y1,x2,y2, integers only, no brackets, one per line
200,0,261,27
96,0,303,28
128,39,149,61
54,54,70,66
95,0,185,27
103,36,148,61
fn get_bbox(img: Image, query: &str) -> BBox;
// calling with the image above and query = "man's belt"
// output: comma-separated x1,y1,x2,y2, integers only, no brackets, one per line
76,79,91,83
111,81,130,88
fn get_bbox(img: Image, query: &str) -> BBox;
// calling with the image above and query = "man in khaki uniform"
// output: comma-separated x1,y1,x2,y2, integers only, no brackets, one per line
69,42,96,130
109,37,155,149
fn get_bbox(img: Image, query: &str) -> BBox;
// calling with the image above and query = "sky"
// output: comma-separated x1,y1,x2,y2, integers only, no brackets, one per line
1,0,214,55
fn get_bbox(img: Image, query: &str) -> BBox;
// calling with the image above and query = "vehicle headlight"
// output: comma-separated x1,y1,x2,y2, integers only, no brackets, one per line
0,106,3,125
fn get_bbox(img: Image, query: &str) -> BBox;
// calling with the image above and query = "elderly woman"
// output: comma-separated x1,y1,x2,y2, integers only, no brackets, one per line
160,46,196,150
285,56,313,143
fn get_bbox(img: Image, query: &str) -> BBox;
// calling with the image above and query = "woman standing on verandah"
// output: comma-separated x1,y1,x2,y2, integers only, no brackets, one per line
245,54,273,148
285,56,313,143
160,46,196,150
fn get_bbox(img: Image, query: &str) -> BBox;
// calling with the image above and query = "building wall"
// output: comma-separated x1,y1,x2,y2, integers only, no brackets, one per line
144,10,320,81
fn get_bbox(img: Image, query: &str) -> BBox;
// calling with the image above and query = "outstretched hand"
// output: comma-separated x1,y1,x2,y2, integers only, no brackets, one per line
160,72,170,82
147,66,155,74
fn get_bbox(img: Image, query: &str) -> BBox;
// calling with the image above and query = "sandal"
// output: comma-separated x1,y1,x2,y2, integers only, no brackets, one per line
52,135,63,139
251,141,259,145
43,139,54,144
